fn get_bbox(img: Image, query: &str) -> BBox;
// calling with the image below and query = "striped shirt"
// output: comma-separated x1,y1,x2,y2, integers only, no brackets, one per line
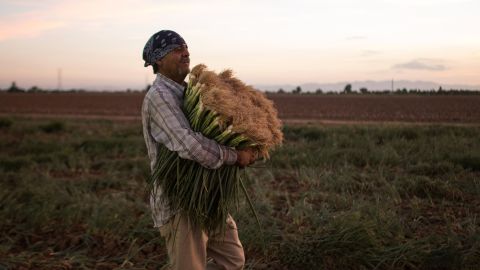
141,73,238,227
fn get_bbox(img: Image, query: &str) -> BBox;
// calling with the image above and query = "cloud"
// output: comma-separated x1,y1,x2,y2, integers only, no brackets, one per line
393,59,447,71
0,0,169,41
0,1,66,41
0,16,65,41
361,50,380,57
346,35,367,40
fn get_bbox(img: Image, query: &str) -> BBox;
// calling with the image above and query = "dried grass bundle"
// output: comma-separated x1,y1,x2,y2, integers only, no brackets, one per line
149,64,283,233
192,64,283,157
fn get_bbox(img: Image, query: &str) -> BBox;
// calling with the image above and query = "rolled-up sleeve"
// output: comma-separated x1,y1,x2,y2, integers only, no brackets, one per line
147,90,237,170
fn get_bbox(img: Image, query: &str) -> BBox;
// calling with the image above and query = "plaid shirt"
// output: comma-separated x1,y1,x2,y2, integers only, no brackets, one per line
142,73,238,227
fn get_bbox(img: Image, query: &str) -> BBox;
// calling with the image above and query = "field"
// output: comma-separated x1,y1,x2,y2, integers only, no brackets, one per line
1,93,479,269
1,92,480,123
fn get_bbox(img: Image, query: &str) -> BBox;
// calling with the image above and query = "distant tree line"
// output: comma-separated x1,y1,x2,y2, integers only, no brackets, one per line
265,84,480,95
0,81,146,93
2,81,479,95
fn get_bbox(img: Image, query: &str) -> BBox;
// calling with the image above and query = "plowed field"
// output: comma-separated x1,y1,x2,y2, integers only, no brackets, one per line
1,92,479,123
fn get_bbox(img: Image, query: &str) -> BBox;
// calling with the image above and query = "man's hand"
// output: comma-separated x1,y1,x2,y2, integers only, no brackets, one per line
235,148,257,168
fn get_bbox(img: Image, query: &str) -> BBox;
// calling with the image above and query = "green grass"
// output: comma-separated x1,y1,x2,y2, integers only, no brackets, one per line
0,117,479,269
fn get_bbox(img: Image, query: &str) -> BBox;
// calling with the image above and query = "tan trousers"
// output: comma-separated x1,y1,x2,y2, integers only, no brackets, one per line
159,214,245,270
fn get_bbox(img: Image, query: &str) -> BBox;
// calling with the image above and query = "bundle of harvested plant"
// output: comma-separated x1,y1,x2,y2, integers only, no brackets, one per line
149,64,283,233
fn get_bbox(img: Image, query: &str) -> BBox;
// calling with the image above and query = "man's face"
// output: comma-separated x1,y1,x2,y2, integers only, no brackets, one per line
156,44,190,83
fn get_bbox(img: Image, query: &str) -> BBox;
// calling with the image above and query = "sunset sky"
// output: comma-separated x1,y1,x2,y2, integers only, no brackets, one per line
0,0,479,91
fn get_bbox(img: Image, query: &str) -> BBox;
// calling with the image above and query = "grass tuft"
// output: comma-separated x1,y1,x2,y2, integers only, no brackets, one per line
0,117,13,129
39,121,65,133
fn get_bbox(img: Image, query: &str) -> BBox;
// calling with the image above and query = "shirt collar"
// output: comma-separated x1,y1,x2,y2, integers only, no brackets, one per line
154,72,186,98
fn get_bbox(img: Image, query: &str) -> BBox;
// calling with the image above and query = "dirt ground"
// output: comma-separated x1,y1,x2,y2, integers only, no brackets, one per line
1,92,479,124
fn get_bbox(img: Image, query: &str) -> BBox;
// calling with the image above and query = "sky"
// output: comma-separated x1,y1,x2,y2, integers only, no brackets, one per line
0,0,479,91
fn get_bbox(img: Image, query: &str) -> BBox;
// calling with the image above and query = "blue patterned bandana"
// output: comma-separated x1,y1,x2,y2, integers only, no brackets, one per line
143,30,187,67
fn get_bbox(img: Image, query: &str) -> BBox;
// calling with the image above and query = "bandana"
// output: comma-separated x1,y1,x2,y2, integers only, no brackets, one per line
142,30,187,67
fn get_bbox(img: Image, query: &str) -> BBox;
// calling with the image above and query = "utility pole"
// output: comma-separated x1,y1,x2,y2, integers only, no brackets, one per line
391,78,394,92
57,68,62,90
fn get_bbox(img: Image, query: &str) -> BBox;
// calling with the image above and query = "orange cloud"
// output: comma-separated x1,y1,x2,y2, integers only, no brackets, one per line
0,0,157,41
0,16,65,41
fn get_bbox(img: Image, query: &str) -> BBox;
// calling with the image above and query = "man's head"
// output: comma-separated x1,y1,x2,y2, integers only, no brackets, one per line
143,30,190,83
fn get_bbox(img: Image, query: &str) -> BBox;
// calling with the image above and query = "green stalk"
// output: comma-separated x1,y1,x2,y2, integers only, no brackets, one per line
215,125,234,144
239,172,265,252
229,135,250,148
184,84,201,113
203,118,220,138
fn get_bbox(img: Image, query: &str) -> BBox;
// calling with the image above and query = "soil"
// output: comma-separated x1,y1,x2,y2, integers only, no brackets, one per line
1,92,479,124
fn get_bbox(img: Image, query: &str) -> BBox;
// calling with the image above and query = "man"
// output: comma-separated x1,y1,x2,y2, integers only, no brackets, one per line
141,30,256,270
